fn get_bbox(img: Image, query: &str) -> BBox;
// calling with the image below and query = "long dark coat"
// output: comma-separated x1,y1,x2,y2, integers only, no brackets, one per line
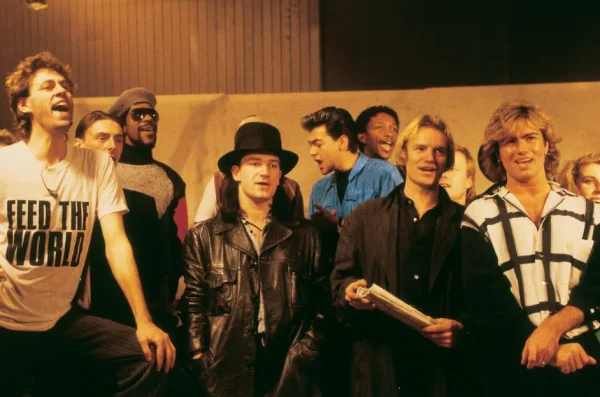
330,185,467,397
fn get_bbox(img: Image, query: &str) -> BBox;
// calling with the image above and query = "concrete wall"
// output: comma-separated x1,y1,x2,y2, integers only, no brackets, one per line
73,81,600,224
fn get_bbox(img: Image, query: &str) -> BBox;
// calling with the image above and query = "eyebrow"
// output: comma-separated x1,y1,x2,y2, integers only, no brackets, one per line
89,130,124,136
308,138,323,144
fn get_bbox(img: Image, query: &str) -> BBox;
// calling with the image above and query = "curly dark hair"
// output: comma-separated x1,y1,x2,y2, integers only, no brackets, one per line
300,106,358,153
354,106,399,151
5,52,74,140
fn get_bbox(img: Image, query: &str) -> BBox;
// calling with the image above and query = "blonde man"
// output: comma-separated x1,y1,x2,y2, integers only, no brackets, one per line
461,100,600,396
557,151,600,204
440,145,476,205
332,115,467,396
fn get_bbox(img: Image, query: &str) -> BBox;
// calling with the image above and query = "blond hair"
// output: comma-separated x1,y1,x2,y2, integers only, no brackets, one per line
557,151,600,194
455,145,477,202
396,115,455,175
480,100,560,183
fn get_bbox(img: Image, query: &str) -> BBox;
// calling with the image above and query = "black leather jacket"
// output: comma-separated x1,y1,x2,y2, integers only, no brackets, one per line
181,213,327,397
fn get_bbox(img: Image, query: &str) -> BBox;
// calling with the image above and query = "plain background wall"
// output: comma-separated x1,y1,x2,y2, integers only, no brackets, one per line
73,81,600,224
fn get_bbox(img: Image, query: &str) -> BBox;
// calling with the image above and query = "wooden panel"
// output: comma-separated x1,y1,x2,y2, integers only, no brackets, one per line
180,0,191,94
281,0,292,92
252,0,264,92
271,0,282,92
261,0,273,92
225,0,236,92
309,0,321,91
243,0,255,93
153,0,164,93
170,0,182,93
0,0,321,129
234,0,246,93
299,0,311,92
206,0,218,93
290,0,301,92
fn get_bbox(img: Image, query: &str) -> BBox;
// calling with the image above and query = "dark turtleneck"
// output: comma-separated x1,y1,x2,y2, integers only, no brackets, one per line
120,144,154,165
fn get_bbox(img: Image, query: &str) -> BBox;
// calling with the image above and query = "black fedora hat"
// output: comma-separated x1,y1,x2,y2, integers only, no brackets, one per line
218,122,299,175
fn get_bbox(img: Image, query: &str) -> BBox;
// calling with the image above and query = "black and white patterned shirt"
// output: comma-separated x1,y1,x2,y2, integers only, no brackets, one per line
462,182,600,336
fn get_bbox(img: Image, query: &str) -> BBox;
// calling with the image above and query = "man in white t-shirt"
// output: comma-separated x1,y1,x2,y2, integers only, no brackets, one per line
0,52,175,396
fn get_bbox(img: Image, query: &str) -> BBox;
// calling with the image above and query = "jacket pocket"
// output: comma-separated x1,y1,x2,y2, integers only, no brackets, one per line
207,267,238,315
288,259,309,307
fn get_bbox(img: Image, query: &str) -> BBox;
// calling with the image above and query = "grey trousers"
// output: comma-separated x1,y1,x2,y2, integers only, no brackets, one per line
0,308,168,397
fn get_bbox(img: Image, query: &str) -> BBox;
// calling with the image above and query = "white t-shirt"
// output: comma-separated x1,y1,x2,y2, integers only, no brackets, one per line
0,141,127,331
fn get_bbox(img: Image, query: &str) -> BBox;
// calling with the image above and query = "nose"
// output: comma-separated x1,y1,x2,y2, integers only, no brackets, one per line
424,148,435,162
516,138,528,153
258,163,270,175
309,146,317,157
106,136,116,151
53,83,68,97
384,127,397,139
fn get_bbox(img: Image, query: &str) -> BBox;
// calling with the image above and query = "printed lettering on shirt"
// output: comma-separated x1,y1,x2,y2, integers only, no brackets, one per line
5,199,90,267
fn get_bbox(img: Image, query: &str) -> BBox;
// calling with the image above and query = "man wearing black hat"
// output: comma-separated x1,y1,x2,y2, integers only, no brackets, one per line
181,122,327,396
102,88,187,331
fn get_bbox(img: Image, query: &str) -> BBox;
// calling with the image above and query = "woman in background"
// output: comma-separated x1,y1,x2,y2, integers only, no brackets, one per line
557,151,600,203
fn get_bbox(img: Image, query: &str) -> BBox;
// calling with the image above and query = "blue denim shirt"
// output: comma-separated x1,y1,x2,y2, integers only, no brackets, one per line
308,152,403,220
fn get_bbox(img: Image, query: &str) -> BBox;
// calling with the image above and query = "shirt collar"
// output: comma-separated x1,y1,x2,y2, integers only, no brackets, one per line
326,152,368,190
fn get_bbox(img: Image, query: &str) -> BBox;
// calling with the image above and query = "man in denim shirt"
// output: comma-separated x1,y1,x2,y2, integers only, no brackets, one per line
301,106,402,396
302,107,402,230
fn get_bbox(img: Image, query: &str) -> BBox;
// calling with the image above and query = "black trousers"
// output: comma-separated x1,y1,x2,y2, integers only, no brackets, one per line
0,308,167,397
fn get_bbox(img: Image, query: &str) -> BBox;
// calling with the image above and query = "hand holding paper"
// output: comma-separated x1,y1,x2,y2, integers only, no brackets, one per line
421,318,464,348
355,283,438,331
345,279,377,310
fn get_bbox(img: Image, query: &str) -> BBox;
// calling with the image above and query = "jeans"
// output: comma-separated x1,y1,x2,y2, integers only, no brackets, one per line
0,308,167,397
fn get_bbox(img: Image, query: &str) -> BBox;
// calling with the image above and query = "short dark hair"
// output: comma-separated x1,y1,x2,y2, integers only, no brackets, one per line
5,52,74,140
300,106,358,153
355,106,399,151
75,111,122,139
0,129,18,146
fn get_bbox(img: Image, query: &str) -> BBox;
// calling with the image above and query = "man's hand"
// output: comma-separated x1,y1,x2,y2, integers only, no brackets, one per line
421,318,464,348
0,268,5,281
344,279,376,310
311,203,339,227
549,343,596,374
136,322,177,373
521,322,561,369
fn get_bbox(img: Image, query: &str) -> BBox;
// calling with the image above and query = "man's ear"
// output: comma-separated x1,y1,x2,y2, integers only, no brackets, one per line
231,165,241,182
17,97,31,115
338,135,349,151
466,175,474,190
73,138,84,148
357,132,367,145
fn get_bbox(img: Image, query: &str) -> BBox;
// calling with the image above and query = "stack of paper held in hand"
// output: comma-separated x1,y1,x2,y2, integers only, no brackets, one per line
356,283,437,331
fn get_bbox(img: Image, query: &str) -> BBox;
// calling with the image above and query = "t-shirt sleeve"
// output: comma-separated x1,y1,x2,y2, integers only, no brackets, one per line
96,153,128,220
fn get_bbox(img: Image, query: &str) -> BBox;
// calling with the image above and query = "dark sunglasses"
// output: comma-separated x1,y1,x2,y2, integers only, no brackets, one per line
130,108,160,122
